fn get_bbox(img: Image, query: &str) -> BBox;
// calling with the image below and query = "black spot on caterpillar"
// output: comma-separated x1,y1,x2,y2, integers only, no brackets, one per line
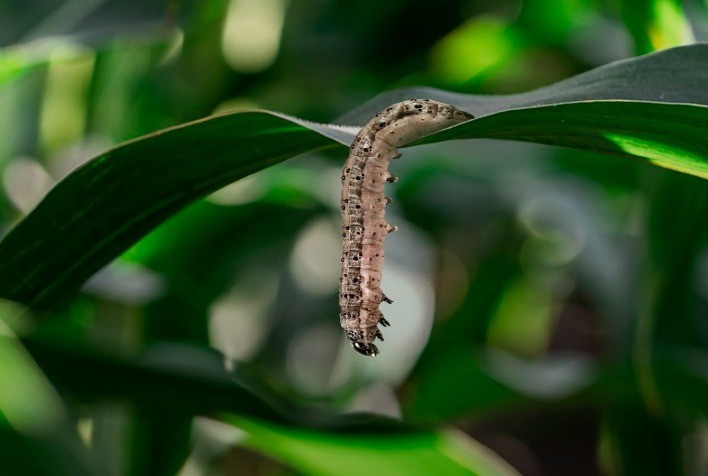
339,99,473,357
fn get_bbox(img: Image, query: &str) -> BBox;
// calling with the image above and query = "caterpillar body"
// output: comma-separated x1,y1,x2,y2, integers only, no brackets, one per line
339,99,472,356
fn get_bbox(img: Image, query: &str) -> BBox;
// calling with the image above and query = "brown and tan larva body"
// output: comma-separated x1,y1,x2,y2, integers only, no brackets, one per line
339,99,472,356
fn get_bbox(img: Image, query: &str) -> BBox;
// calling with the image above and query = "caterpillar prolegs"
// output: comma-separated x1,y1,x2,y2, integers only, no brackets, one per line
339,99,472,356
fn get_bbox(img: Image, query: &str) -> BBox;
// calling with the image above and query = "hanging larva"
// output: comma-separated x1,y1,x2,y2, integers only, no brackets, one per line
339,99,473,356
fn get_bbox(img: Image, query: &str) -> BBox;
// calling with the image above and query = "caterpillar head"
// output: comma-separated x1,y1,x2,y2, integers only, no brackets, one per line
352,341,379,357
345,328,380,357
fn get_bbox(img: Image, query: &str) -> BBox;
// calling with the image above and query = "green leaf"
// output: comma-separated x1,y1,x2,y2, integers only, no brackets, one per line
418,101,708,179
404,345,529,423
654,347,708,416
0,44,706,309
337,43,708,122
617,0,694,54
21,335,521,475
602,402,685,475
21,337,296,423
0,112,345,308
0,310,96,475
127,406,193,476
229,416,520,476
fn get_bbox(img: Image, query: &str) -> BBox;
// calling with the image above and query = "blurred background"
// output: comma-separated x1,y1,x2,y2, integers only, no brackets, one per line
1,0,707,475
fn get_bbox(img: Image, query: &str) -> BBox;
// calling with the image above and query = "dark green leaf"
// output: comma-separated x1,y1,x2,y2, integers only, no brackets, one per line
0,113,344,308
0,44,706,310
22,337,294,423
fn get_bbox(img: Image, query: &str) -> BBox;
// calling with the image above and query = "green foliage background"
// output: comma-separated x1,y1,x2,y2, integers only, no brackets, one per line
0,1,706,475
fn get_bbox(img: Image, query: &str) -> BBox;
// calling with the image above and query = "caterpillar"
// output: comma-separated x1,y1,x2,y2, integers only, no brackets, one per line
339,99,472,356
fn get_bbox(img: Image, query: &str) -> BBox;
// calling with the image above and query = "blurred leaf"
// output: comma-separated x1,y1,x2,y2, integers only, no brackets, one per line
231,415,520,476
413,231,523,367
407,340,708,425
0,57,44,164
129,200,321,306
0,44,706,311
429,15,521,84
19,332,579,444
618,0,694,54
624,153,708,476
127,405,193,476
22,337,294,423
23,335,412,429
19,318,708,472
636,173,708,410
0,310,95,476
0,1,178,47
602,402,685,475
0,334,63,436
404,345,528,422
654,347,708,415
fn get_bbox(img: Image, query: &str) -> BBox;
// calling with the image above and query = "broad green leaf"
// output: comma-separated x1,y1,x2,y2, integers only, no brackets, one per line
0,112,345,308
418,101,708,179
0,44,706,309
228,416,520,476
